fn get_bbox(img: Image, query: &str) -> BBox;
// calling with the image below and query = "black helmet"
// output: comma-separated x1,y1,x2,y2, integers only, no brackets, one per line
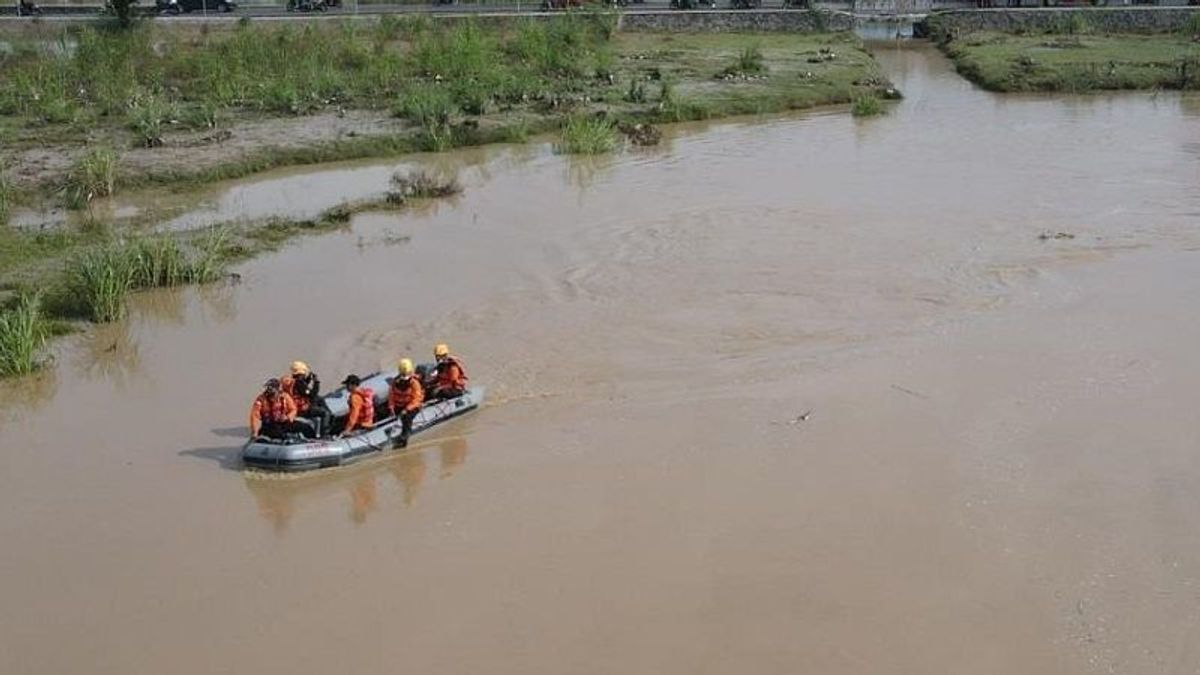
341,374,362,387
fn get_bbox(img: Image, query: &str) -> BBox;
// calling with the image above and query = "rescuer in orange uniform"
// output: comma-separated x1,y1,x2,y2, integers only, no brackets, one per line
428,343,468,401
339,374,375,437
249,378,303,439
388,358,425,448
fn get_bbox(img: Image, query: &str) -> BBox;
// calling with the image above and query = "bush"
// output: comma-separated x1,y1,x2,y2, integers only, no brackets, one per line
63,148,119,210
0,295,48,377
557,115,618,155
851,93,884,117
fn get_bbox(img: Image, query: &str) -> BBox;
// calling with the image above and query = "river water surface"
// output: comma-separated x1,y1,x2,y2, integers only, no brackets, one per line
2,44,1200,675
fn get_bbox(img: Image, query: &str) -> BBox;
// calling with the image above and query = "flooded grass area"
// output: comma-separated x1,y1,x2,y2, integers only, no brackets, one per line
938,31,1200,92
0,20,889,197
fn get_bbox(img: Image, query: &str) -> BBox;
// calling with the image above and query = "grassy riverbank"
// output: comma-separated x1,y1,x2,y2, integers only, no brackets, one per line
936,20,1200,92
0,169,456,376
0,18,890,201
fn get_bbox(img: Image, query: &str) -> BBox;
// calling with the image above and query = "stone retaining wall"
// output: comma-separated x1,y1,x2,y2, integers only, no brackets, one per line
618,9,856,32
925,7,1200,38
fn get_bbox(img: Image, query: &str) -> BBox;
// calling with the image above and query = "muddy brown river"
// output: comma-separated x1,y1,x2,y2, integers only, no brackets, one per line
3,43,1200,674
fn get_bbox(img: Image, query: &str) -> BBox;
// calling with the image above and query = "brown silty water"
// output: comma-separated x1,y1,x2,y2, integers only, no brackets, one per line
3,43,1200,675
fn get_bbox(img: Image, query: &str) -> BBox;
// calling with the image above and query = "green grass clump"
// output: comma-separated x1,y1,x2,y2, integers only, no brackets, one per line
130,237,190,287
722,46,767,76
0,294,49,377
851,94,884,117
127,94,177,147
60,233,231,322
557,116,619,155
64,148,119,210
65,246,136,322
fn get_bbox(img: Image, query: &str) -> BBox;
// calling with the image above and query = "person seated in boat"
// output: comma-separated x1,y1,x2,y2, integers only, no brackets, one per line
428,343,468,400
283,361,332,438
249,378,309,440
388,358,425,449
338,374,375,438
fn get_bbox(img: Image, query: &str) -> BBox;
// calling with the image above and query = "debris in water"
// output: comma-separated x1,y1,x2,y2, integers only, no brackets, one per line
891,384,929,400
771,410,813,427
619,122,662,147
1038,231,1076,241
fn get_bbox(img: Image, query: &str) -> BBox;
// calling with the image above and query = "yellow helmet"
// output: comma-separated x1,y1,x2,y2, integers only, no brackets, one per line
434,343,450,358
290,361,309,375
397,358,415,375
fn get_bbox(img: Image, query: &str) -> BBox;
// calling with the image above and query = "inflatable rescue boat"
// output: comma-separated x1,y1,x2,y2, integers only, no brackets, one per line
242,369,483,472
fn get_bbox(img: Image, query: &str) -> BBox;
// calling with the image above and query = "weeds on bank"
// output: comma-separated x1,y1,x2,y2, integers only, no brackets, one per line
557,116,619,155
63,148,119,210
851,94,884,117
0,294,48,377
721,46,767,77
0,170,10,226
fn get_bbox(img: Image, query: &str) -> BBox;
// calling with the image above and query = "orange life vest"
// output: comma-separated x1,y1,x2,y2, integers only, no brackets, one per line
389,376,424,415
435,356,468,391
256,392,295,424
346,387,375,431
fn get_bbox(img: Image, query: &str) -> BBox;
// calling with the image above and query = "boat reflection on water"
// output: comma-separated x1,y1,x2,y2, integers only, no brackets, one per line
243,436,470,532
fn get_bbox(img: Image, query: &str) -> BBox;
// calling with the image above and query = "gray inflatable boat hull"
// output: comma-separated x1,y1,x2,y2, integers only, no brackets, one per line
242,374,484,472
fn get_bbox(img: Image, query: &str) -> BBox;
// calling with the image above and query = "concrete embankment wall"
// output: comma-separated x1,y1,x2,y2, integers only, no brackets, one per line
925,7,1200,38
618,9,857,33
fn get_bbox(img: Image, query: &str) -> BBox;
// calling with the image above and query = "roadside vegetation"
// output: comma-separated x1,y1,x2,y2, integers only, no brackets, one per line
932,17,1200,92
0,19,891,200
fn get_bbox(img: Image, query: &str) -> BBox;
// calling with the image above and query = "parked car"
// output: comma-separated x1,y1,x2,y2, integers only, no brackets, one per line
17,0,42,15
670,0,715,8
729,0,761,7
156,0,236,13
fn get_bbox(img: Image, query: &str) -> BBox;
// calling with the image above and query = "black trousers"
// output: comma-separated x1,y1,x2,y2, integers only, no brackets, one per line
259,419,314,439
299,401,333,438
392,409,418,448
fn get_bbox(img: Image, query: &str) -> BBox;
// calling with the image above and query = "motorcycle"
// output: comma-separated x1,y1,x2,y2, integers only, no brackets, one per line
287,0,328,10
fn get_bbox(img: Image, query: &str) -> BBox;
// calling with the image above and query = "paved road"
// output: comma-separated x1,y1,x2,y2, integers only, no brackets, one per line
2,0,738,19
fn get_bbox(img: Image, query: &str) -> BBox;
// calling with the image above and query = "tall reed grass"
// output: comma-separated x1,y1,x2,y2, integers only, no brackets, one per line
0,295,48,377
557,116,618,155
63,232,231,322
